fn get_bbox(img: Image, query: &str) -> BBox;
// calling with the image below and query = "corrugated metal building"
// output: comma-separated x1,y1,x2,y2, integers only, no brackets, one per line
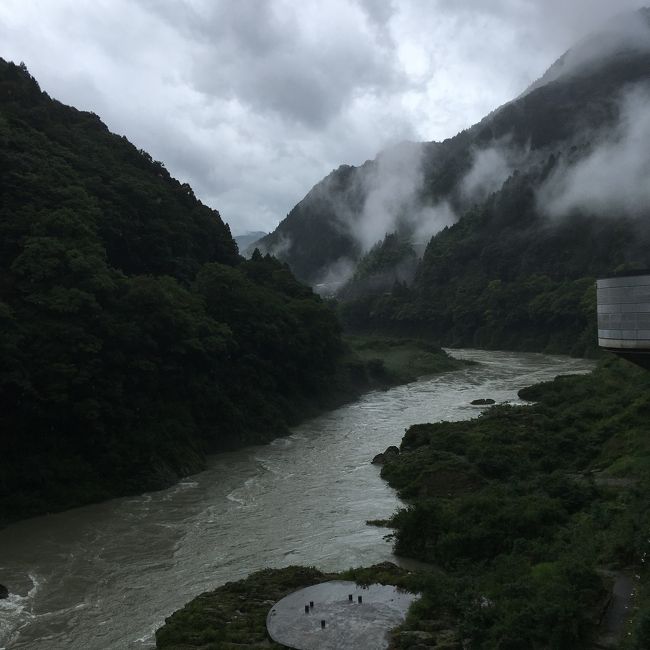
597,272,650,369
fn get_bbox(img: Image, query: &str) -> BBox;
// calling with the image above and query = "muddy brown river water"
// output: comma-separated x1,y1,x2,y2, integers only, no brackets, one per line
0,349,594,649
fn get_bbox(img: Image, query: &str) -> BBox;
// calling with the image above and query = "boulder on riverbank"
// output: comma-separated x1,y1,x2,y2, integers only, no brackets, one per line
470,398,495,405
372,445,400,465
0,583,8,599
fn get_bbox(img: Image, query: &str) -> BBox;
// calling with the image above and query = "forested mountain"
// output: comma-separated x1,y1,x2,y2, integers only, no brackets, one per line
259,9,650,354
0,60,349,524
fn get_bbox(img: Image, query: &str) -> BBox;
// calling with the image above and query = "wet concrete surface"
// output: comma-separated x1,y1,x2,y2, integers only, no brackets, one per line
267,581,418,649
595,572,636,649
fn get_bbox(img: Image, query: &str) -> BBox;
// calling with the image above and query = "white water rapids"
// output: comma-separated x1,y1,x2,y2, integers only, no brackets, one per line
0,350,594,649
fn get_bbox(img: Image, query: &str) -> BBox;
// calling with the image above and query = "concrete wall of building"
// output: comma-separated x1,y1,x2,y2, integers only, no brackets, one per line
597,275,650,350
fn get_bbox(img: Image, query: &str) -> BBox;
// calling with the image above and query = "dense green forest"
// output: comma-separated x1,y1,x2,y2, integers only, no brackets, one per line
380,357,650,648
0,59,362,525
339,169,650,354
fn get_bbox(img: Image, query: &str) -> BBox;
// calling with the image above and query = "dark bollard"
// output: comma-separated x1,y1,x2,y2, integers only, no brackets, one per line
321,619,326,629
348,594,353,602
309,601,314,608
305,605,310,614
358,595,362,604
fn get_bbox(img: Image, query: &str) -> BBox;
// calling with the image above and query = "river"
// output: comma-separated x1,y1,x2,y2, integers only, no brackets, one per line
0,350,594,649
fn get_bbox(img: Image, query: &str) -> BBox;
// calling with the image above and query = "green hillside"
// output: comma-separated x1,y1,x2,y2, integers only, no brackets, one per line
0,60,347,524
380,357,650,648
260,10,650,354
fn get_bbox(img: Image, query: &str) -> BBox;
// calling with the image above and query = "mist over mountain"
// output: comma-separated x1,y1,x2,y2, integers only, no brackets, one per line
233,231,267,256
261,9,650,292
257,8,650,352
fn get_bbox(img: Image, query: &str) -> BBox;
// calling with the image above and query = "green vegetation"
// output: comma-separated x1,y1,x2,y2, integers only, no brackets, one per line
351,234,417,284
162,358,650,648
0,60,356,526
339,177,649,354
155,563,439,650
380,357,650,648
156,566,332,649
0,60,468,526
344,335,467,386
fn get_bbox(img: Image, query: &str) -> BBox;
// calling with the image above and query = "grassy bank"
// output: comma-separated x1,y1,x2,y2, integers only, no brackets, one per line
155,563,455,650
343,335,468,388
291,336,467,424
0,335,462,529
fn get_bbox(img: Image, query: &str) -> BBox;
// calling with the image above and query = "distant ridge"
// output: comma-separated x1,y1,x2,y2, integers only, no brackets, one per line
258,7,650,289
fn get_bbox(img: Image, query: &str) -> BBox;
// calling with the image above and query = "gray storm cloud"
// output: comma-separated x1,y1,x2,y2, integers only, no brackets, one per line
538,84,650,219
0,0,647,234
162,1,403,128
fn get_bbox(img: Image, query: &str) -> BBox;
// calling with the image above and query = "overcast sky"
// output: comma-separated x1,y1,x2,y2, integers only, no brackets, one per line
0,0,646,234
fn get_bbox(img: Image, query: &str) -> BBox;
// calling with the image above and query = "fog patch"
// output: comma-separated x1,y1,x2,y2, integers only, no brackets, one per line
460,138,534,206
461,147,512,203
538,84,650,219
412,202,456,251
525,8,650,94
350,140,456,253
314,257,356,296
351,141,422,250
260,232,293,258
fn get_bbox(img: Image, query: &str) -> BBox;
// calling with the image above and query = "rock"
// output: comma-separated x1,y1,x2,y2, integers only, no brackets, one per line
470,398,495,405
0,584,8,599
372,445,400,465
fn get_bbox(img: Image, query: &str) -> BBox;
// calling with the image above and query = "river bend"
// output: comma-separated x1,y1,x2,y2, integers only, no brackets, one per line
0,350,594,649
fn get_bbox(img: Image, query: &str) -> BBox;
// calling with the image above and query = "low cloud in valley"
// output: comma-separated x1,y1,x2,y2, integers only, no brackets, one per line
539,84,650,219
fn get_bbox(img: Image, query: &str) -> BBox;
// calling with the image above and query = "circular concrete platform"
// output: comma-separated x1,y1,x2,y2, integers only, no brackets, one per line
266,580,418,650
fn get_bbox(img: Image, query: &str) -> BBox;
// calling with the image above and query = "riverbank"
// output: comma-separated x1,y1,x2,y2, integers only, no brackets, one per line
1,351,594,649
155,356,650,649
342,336,470,388
0,337,463,529
375,357,650,648
379,356,650,648
156,353,627,649
155,563,455,649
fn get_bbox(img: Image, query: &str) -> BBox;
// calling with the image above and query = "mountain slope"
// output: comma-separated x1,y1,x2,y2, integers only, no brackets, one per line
0,60,348,524
260,9,650,352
